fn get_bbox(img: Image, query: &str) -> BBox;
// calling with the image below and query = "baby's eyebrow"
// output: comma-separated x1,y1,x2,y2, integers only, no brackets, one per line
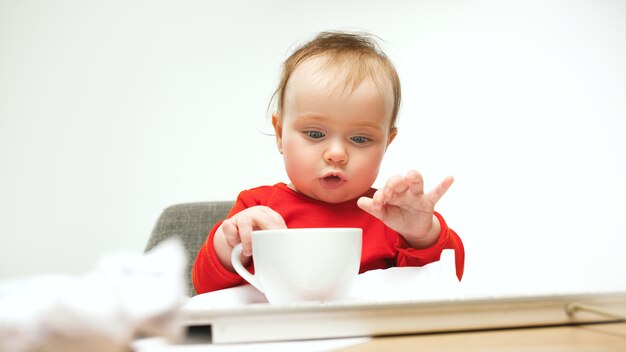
353,120,384,129
292,114,332,126
343,118,389,133
294,114,386,131
295,114,328,121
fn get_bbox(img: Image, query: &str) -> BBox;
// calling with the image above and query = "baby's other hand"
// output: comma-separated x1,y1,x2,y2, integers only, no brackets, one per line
357,170,453,248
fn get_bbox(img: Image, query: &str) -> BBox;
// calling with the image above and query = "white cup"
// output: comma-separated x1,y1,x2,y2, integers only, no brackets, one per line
231,228,362,305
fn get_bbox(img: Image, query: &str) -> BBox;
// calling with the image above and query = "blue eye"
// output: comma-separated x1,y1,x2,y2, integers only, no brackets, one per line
305,131,325,139
351,136,370,144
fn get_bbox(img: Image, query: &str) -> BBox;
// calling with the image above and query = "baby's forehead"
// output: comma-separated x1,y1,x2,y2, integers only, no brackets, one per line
289,55,394,99
284,56,395,121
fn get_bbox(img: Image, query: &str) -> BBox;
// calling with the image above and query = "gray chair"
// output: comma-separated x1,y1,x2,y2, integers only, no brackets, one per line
145,201,234,296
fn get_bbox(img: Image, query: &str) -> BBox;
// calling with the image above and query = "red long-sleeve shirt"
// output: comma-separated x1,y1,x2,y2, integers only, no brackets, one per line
192,183,464,294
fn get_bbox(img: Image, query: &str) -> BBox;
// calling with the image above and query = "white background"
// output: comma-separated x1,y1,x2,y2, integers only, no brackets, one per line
1,0,625,297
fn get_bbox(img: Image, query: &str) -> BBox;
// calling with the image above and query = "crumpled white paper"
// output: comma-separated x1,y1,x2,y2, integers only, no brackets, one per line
0,239,187,352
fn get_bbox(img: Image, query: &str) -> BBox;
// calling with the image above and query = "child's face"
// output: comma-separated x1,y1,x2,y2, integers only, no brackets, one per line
273,57,397,203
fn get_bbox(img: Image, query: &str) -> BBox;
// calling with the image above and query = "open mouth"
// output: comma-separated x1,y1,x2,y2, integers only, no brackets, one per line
320,175,344,189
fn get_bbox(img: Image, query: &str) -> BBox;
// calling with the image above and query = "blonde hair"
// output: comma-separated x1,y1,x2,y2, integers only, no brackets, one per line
271,31,401,129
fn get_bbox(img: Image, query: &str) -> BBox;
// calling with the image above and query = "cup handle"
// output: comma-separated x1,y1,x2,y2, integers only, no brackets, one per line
231,243,264,293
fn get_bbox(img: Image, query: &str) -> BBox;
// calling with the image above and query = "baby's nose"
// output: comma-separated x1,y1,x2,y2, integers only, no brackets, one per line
324,141,348,164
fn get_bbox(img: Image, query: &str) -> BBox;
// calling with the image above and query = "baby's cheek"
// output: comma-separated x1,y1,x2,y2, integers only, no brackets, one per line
356,152,384,176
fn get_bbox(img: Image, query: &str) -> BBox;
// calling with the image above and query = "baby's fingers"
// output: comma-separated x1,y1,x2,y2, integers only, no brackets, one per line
377,175,407,205
387,174,410,193
222,217,255,257
222,219,243,249
357,196,384,220
234,217,255,257
406,170,425,195
236,206,287,256
427,176,455,204
255,206,288,230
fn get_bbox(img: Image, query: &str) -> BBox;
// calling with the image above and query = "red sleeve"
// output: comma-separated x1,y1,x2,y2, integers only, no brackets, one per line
192,220,246,294
192,189,267,294
395,212,465,281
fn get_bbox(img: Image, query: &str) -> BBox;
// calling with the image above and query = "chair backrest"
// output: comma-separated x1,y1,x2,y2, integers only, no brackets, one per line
145,201,234,296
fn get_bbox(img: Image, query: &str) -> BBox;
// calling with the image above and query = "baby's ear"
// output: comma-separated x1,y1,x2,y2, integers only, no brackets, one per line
272,113,284,154
386,127,398,148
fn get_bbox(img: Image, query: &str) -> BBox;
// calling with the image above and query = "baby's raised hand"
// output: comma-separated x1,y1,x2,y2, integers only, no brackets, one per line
357,170,454,248
214,206,286,270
